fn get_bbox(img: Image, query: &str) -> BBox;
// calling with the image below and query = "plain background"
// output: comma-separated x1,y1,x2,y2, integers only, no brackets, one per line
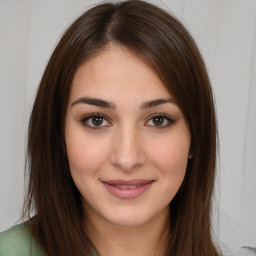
0,0,255,254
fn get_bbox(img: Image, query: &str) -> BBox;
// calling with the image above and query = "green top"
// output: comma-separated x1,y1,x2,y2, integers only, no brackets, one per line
0,222,44,256
0,222,99,256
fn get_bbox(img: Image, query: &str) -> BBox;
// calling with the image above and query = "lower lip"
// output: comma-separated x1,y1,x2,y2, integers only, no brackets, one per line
103,182,153,199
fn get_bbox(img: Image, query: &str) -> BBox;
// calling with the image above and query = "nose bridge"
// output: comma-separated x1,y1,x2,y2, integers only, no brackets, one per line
110,123,145,171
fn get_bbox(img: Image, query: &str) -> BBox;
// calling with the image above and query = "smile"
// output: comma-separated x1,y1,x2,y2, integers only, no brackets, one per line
102,180,154,199
115,185,139,189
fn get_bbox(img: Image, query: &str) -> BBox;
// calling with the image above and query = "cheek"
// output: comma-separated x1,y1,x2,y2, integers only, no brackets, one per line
148,130,190,189
153,139,189,202
65,130,109,175
152,138,190,170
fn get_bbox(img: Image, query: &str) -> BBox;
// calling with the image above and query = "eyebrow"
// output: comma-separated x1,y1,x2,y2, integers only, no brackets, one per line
71,97,175,109
71,97,116,109
140,98,175,109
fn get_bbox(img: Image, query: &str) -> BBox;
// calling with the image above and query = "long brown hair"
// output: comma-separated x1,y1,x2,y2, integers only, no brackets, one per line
24,0,219,255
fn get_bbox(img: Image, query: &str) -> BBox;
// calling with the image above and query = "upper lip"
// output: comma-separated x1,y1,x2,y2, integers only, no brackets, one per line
102,179,154,185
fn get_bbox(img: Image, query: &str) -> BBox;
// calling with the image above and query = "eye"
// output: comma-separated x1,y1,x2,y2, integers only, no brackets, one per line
145,114,174,128
81,114,111,129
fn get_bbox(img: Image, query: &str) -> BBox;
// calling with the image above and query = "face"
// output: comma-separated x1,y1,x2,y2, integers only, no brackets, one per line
65,45,191,228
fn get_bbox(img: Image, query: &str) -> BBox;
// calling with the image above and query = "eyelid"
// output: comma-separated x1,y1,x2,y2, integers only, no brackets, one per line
81,113,112,129
144,113,175,128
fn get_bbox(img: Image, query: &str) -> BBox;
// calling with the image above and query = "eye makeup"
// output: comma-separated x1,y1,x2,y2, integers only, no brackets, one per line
145,114,175,129
80,112,175,131
81,113,112,130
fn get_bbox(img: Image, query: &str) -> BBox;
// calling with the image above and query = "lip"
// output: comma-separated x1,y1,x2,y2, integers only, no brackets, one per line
102,179,154,199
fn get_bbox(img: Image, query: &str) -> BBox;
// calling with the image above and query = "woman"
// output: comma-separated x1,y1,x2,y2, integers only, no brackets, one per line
0,0,220,255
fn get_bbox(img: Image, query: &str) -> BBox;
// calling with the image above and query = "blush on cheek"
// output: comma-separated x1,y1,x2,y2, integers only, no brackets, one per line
154,146,188,179
156,143,188,162
67,142,107,177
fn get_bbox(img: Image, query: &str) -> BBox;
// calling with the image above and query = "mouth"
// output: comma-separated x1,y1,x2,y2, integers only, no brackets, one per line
113,184,140,189
102,179,154,199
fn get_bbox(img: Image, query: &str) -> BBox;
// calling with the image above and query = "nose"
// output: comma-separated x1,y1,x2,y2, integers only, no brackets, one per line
109,126,146,172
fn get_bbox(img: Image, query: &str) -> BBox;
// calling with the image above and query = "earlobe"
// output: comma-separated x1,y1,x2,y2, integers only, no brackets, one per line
188,148,193,159
188,145,194,159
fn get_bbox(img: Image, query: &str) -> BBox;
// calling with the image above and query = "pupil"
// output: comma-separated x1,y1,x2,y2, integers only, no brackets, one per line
153,117,163,126
92,117,103,126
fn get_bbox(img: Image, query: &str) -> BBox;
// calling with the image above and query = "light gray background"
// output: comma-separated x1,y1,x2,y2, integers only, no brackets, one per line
0,0,255,254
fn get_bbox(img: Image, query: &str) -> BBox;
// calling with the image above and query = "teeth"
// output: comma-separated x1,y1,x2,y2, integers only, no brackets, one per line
116,185,138,189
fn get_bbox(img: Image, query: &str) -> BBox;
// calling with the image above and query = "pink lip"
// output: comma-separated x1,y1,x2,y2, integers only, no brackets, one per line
102,179,154,199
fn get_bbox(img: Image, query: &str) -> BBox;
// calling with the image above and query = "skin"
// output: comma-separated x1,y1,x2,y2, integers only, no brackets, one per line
65,45,191,256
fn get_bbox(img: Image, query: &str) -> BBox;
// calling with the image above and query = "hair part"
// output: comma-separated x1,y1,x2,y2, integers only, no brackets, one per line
23,1,219,255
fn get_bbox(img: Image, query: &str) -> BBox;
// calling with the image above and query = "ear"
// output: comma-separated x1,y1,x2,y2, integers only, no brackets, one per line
188,146,194,159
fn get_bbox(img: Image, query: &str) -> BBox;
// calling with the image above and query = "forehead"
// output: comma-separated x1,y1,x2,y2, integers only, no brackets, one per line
69,45,171,103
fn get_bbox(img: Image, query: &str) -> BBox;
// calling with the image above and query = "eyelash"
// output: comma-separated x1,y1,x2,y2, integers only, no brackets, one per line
145,114,175,129
80,113,175,130
81,113,111,130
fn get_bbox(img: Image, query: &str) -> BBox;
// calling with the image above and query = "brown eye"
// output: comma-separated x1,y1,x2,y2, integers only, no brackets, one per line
145,114,174,128
81,114,111,129
92,116,103,126
152,116,164,126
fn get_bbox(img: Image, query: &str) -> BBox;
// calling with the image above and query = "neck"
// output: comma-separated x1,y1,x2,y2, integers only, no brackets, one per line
84,209,170,256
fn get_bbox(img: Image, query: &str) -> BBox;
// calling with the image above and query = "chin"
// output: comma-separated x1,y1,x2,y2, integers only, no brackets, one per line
101,206,162,228
106,215,150,228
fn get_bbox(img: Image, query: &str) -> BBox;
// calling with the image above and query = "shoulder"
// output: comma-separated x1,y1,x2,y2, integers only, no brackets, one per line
0,222,44,256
